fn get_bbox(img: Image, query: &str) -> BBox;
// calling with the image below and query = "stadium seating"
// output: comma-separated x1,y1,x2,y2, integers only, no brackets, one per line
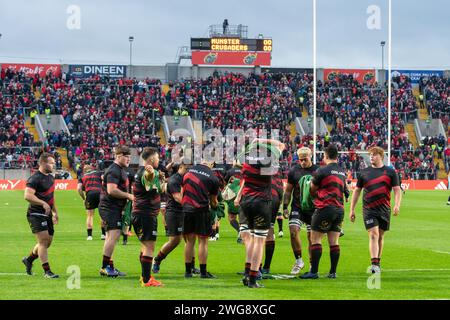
2,67,449,179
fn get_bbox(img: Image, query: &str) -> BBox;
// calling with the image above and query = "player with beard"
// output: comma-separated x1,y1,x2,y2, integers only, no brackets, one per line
98,146,134,278
22,153,59,278
132,147,166,287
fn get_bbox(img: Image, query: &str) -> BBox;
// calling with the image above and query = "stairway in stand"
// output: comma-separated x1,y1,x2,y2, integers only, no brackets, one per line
405,123,419,149
25,119,40,142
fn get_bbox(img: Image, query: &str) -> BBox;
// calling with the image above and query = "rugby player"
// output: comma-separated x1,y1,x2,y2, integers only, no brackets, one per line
261,168,284,274
223,162,243,242
22,153,59,278
152,163,189,273
182,159,220,278
98,146,134,277
235,138,285,288
349,146,402,273
131,147,166,287
283,147,319,274
300,144,348,279
77,165,105,240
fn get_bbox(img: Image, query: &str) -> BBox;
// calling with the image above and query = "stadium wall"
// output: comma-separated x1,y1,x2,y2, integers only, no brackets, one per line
0,170,32,180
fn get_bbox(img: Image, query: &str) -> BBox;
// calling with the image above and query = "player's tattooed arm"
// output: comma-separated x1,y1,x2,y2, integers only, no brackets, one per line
283,183,293,218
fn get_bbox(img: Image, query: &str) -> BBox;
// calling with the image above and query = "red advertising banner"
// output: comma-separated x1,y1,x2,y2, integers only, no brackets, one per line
324,68,376,84
283,179,448,191
347,180,448,191
0,180,78,191
1,179,447,191
191,51,271,66
1,63,61,77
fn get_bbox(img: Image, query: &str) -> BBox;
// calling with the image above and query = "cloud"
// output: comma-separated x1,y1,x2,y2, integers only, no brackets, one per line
0,0,448,69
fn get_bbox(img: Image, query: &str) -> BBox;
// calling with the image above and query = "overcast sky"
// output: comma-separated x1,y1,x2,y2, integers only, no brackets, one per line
0,0,448,69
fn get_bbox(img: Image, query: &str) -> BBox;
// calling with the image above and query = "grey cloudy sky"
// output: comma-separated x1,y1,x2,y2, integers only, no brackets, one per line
0,0,448,69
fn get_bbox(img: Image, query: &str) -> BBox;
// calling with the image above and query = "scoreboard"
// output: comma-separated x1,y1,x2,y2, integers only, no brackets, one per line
191,38,273,52
190,37,272,66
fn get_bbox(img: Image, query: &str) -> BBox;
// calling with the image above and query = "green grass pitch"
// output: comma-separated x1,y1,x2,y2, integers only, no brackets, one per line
0,190,449,300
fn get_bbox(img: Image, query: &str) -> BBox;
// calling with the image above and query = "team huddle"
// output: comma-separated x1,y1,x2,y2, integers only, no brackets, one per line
21,141,402,288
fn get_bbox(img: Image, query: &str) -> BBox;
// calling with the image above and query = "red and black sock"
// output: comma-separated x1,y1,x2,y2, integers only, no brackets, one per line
310,244,322,274
154,251,167,265
263,241,275,270
109,259,115,269
308,245,312,265
329,245,340,274
27,252,38,264
87,229,93,237
42,262,51,273
102,255,110,269
140,256,153,283
371,258,380,266
249,270,258,285
244,262,251,276
294,249,302,260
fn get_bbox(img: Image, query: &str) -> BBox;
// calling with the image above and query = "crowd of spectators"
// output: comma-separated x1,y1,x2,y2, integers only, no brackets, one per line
422,76,450,124
2,67,450,180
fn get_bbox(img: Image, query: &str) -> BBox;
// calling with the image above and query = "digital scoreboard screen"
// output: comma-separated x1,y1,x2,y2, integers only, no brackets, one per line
191,38,272,52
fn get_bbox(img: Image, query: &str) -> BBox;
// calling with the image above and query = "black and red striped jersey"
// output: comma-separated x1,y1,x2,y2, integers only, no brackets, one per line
356,166,399,215
132,166,161,215
26,171,55,215
80,170,102,193
182,164,220,210
241,163,273,201
312,163,347,209
271,170,284,201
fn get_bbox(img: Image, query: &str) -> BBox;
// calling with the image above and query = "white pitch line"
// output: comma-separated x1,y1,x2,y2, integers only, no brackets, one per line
382,269,450,272
433,251,450,255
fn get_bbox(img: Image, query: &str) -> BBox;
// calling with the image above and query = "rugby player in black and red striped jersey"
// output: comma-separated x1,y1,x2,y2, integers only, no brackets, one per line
300,144,349,279
260,168,284,274
131,147,166,287
182,160,220,279
22,153,59,278
350,146,402,273
77,165,105,240
152,162,189,273
234,138,285,288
